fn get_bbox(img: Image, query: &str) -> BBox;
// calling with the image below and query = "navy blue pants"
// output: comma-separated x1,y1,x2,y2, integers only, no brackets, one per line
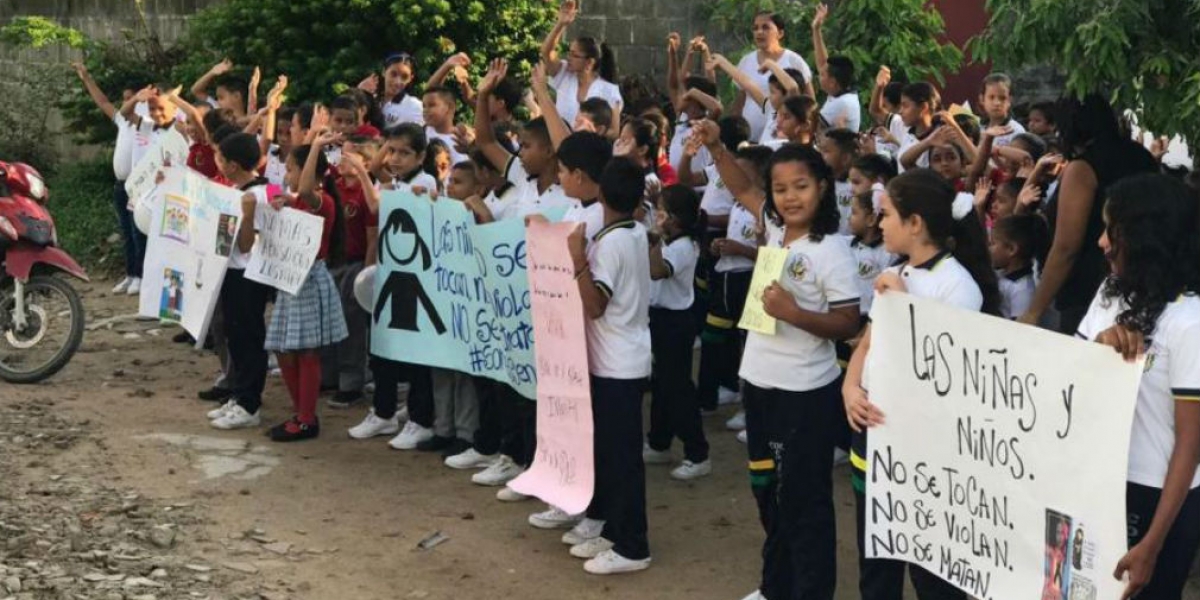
113,181,146,278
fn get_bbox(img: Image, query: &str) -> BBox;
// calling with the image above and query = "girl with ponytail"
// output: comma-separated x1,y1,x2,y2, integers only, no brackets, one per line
541,0,624,137
842,167,998,600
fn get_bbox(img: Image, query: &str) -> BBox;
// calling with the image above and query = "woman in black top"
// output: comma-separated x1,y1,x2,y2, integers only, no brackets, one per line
1018,94,1158,333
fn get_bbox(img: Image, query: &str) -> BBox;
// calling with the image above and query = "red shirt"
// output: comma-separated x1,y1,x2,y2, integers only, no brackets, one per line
656,154,678,187
188,143,220,179
286,191,337,260
354,124,382,139
336,176,371,262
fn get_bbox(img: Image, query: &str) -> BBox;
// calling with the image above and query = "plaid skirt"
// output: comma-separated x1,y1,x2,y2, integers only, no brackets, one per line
265,261,349,352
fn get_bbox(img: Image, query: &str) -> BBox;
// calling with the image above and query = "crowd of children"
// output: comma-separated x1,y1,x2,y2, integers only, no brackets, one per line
70,0,1200,596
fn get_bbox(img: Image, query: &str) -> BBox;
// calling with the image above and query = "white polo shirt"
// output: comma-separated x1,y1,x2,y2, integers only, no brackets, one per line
586,220,652,379
549,62,623,129
382,96,424,129
822,91,862,131
227,182,272,270
759,100,786,146
847,236,895,315
113,114,135,181
699,165,735,221
874,113,908,159
498,156,573,220
835,180,854,234
483,180,522,221
737,49,813,141
388,169,439,196
425,127,469,168
561,199,605,243
1077,290,1200,490
668,118,711,178
651,236,699,310
739,229,859,392
897,127,935,173
715,202,758,274
990,117,1026,148
997,266,1035,320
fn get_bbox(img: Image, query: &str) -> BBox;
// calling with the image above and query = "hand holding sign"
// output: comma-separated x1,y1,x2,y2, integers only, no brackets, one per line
738,246,788,335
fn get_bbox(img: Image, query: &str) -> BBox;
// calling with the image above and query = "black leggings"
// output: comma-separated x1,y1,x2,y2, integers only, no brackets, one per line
1126,483,1200,599
647,307,708,462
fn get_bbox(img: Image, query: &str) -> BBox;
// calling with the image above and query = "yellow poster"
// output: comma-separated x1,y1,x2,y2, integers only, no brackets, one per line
738,246,788,335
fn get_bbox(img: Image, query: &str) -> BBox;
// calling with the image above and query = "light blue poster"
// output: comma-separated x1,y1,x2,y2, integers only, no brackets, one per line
370,191,541,398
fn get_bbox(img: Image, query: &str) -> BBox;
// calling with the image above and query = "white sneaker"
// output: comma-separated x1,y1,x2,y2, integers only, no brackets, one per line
496,485,530,502
718,386,741,405
528,506,581,530
472,455,523,486
210,404,260,430
562,518,605,546
671,459,712,481
583,549,651,575
348,410,400,439
570,536,614,559
737,430,748,444
395,404,410,423
642,443,672,465
388,421,433,450
111,277,132,294
207,399,238,420
126,277,142,296
445,448,497,470
725,410,746,431
740,590,765,600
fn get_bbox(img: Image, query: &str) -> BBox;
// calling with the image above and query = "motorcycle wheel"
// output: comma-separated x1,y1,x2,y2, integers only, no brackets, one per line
0,274,86,384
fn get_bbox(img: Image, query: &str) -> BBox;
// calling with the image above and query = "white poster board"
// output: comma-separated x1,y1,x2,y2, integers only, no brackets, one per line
244,207,323,296
125,128,190,205
138,167,242,343
865,292,1141,600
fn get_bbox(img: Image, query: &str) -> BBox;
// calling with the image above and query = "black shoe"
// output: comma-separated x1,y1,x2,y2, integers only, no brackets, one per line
173,331,195,344
415,435,454,452
441,438,472,459
198,386,233,402
327,390,365,409
269,418,320,442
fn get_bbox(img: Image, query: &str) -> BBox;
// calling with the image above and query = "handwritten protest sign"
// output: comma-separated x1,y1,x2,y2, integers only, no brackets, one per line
508,221,594,514
864,293,1140,600
126,128,190,205
738,246,788,335
370,191,546,398
139,167,241,343
245,207,324,295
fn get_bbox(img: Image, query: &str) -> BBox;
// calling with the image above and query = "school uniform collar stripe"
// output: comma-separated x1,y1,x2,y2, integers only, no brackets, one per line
828,297,861,309
911,250,951,271
593,219,637,242
1005,266,1034,281
593,280,613,299
852,236,883,249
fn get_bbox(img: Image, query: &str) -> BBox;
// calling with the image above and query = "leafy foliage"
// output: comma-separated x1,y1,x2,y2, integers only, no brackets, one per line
0,62,71,174
46,159,123,272
701,0,963,90
972,0,1200,150
175,0,558,102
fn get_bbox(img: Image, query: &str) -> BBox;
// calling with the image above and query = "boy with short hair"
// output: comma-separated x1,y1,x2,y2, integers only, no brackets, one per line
560,155,653,575
422,85,467,166
979,73,1025,147
191,59,247,118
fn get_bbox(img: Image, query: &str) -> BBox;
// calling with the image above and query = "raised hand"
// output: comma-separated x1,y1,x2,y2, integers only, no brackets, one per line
812,3,829,29
357,73,380,94
210,58,233,76
689,35,709,53
530,61,549,92
974,178,992,209
667,32,681,53
557,0,578,25
315,129,343,148
875,65,891,89
984,124,1014,138
250,66,262,90
690,119,721,150
479,58,509,95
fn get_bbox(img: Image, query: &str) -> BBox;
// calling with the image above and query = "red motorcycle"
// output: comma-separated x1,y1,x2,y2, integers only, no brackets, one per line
0,161,88,383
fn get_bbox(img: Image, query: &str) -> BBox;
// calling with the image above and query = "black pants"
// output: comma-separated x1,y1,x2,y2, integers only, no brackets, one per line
221,269,270,413
698,269,751,410
647,307,708,462
473,380,537,465
112,181,146,278
369,356,433,427
852,489,966,600
586,376,649,560
743,380,840,600
1126,483,1200,599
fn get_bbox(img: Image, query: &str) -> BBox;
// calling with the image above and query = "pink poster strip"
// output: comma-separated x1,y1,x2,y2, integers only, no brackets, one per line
508,221,594,515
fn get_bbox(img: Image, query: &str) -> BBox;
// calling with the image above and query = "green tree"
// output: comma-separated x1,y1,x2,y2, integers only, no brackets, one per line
972,0,1200,150
176,0,557,102
702,0,963,92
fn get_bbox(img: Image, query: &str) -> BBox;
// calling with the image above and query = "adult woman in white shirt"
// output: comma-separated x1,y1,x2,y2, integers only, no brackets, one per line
730,11,816,141
541,0,623,136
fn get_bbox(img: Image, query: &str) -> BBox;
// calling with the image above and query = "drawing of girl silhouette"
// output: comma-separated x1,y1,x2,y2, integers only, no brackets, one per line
374,208,446,334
